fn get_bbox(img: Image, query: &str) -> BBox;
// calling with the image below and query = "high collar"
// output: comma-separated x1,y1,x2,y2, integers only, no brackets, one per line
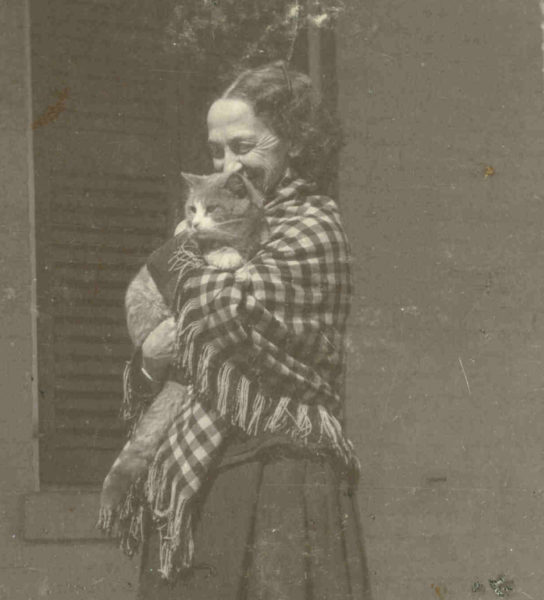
264,169,316,212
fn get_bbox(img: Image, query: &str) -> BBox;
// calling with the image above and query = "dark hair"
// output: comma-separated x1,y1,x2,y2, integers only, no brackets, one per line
221,61,343,185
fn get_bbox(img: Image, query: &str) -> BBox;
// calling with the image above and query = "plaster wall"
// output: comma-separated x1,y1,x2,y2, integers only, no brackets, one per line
338,1,544,597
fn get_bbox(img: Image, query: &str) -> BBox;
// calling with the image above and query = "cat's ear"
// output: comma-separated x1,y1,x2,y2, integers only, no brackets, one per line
225,172,247,199
181,172,206,188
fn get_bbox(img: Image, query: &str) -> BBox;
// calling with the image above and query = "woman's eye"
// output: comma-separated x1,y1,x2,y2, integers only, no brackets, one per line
231,142,254,155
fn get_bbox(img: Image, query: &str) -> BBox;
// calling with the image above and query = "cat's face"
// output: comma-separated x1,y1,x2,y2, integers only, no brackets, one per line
182,171,264,242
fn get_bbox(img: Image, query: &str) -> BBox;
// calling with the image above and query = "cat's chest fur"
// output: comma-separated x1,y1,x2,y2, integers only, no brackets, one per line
204,247,245,270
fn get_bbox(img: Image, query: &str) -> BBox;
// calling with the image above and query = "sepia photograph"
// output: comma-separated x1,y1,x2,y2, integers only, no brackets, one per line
1,0,543,598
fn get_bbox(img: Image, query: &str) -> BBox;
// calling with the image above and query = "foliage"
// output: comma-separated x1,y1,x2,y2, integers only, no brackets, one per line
164,0,345,85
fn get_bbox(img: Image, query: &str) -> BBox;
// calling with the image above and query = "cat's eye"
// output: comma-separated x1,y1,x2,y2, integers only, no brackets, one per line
206,205,218,213
189,206,196,213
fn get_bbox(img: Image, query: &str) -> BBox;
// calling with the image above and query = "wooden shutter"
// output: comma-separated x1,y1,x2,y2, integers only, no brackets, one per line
30,1,332,486
31,0,181,485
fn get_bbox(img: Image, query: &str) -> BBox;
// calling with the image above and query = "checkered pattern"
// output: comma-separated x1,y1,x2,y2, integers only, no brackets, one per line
123,175,356,580
164,175,352,407
154,397,226,495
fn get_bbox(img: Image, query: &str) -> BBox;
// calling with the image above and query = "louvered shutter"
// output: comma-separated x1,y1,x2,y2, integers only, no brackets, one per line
31,1,182,485
30,1,327,486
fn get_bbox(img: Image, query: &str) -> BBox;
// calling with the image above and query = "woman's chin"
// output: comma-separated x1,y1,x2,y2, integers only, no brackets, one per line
241,169,266,193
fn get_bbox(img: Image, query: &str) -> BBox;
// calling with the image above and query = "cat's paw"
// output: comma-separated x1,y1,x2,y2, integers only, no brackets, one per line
97,505,116,534
98,469,132,529
205,248,244,270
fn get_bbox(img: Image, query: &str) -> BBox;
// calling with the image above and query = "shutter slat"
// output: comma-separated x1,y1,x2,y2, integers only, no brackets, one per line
54,341,129,359
52,246,144,267
54,321,128,340
55,358,126,378
52,229,163,251
55,377,122,395
52,221,164,236
56,412,125,435
55,399,122,414
51,286,127,304
52,191,169,212
52,172,166,188
48,433,122,451
39,446,119,485
51,210,167,232
53,265,144,286
34,0,175,485
50,112,169,138
51,305,126,321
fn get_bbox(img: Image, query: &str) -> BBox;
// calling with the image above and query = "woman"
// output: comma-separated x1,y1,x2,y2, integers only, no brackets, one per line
132,61,372,600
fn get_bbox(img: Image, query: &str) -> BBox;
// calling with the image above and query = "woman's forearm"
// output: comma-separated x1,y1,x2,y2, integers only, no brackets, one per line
125,265,173,347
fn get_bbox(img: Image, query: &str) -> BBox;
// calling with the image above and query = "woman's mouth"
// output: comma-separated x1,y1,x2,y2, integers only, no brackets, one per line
239,167,265,191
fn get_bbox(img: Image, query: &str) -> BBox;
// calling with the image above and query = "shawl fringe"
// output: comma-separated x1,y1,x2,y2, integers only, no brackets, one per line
174,307,355,460
105,334,357,580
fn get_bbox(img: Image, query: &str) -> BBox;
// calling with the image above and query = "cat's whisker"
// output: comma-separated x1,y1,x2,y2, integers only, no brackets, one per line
191,228,239,242
188,219,245,234
214,218,246,227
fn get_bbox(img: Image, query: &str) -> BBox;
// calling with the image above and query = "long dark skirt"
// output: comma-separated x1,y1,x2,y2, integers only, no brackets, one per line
137,450,372,600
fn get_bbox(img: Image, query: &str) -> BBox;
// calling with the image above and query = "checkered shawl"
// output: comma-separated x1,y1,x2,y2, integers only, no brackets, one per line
119,176,357,580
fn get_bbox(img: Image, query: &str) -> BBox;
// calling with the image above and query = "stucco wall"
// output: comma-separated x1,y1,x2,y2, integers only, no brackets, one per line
338,1,544,598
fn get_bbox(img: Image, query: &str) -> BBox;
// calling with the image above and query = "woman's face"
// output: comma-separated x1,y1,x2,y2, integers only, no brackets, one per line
207,98,290,193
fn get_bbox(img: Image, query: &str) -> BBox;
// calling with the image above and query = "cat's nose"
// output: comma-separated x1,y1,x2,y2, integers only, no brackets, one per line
192,221,200,230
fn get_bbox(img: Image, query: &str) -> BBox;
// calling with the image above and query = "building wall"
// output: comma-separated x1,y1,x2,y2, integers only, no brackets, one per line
0,1,137,598
338,1,544,598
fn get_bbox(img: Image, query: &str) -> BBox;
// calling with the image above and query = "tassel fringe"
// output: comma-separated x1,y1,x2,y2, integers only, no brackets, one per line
247,392,266,435
181,335,357,462
234,376,251,428
216,362,232,415
264,396,291,433
144,454,196,580
116,335,358,580
318,405,353,462
121,361,134,421
295,403,312,441
196,344,217,396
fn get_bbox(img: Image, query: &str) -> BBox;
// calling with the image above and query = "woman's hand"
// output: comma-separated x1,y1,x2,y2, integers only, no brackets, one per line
141,317,177,381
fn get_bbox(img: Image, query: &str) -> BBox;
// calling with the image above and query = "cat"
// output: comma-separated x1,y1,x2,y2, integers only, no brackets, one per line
98,171,268,529
181,170,268,270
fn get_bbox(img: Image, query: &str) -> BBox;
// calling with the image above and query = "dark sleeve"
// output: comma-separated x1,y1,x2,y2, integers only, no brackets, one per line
122,347,164,420
146,232,202,310
145,236,181,310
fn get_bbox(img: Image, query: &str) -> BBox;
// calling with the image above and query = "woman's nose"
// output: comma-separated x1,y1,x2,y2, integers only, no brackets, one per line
223,149,243,174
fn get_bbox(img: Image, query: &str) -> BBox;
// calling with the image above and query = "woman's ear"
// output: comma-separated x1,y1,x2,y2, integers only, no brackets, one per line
181,172,206,188
288,141,303,158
